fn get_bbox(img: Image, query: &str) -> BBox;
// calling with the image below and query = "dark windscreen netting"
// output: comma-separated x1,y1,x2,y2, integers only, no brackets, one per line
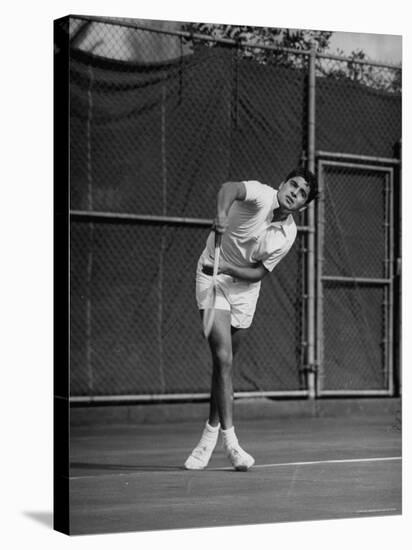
69,46,306,218
316,71,401,158
231,58,307,182
69,44,307,397
323,167,388,279
70,219,304,395
322,284,387,391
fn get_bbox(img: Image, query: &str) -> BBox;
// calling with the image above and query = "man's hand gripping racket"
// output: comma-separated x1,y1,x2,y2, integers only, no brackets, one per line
202,232,222,339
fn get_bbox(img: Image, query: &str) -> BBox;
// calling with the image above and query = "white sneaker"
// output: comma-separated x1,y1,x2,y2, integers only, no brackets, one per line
184,442,216,470
184,424,219,470
225,444,255,471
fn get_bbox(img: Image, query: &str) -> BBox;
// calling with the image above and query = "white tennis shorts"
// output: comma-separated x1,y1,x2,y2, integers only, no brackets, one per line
195,259,261,329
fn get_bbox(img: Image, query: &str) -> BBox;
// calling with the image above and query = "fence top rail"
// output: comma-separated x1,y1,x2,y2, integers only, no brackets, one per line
69,210,311,232
69,14,401,70
316,150,401,165
70,14,309,57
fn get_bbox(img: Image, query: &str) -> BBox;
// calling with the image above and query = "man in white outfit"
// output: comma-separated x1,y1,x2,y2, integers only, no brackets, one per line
184,167,318,471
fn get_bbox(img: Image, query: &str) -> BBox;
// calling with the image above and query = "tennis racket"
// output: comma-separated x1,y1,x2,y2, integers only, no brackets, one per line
202,232,222,339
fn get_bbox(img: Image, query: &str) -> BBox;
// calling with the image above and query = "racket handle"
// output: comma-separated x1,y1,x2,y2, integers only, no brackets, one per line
212,232,222,279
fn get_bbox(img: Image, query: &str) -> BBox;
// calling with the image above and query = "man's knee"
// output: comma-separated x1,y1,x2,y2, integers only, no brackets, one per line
213,347,233,371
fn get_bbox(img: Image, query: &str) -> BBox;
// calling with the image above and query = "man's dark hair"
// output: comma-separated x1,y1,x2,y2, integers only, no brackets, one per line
285,167,318,204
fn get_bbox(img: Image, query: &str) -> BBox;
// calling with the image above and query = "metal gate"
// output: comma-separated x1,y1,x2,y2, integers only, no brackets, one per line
316,154,397,396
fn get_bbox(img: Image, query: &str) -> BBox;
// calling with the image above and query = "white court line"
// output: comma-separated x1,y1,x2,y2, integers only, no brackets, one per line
215,456,402,471
253,456,401,469
70,456,401,480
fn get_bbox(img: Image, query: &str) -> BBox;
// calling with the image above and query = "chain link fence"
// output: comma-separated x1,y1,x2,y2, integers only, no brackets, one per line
317,163,395,394
56,15,401,401
315,56,401,158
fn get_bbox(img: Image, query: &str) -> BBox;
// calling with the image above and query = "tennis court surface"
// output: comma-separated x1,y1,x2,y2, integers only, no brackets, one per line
69,400,401,535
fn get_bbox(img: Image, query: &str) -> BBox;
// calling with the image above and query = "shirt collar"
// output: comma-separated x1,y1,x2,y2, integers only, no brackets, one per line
270,190,290,234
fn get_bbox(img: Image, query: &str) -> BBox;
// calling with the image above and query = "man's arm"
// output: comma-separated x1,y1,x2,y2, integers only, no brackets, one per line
214,181,246,233
202,259,269,283
207,181,266,282
222,261,269,282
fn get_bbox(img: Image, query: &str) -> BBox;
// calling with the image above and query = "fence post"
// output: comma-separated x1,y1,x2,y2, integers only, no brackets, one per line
394,139,402,396
86,64,95,397
306,41,317,399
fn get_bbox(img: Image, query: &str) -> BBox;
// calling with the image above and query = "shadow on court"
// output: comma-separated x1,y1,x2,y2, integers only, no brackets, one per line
69,403,402,535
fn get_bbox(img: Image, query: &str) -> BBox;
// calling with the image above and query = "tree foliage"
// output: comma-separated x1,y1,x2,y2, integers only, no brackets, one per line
317,48,401,93
182,23,332,64
182,23,401,93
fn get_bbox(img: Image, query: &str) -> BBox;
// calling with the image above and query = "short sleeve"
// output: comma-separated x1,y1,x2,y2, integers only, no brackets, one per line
261,221,297,272
243,180,275,208
262,244,293,272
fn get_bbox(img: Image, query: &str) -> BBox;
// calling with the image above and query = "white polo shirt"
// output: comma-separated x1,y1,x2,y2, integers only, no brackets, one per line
202,180,297,273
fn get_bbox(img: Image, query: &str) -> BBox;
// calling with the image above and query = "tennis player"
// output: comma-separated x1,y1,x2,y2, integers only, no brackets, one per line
184,167,318,471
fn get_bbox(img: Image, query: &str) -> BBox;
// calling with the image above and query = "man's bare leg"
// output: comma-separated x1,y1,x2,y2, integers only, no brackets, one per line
184,311,254,470
208,322,246,428
207,310,234,429
184,310,231,469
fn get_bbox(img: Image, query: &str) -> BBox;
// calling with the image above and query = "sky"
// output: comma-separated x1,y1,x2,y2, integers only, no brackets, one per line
327,31,402,65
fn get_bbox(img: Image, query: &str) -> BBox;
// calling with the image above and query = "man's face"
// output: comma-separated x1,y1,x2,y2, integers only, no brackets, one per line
277,176,310,212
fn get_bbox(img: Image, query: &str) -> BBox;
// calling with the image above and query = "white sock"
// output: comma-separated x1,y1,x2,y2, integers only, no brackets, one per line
200,421,219,445
205,421,220,433
221,426,238,448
